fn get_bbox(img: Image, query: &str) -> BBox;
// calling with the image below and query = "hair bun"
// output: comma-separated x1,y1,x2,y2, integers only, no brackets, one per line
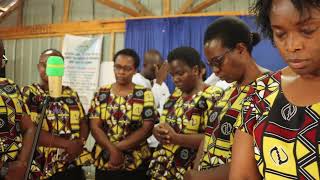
251,32,261,46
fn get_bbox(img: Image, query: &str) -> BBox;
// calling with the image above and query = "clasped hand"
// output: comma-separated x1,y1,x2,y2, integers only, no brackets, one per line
153,123,178,145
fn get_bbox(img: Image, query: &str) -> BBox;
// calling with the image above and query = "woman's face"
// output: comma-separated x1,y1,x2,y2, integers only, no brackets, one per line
204,39,244,83
113,54,136,85
270,0,320,76
37,51,63,83
169,59,199,93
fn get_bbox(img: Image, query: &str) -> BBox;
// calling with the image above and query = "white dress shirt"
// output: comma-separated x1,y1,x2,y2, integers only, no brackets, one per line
205,73,231,90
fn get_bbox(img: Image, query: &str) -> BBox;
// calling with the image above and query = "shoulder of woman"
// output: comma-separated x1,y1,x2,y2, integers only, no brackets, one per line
0,78,15,86
202,85,224,100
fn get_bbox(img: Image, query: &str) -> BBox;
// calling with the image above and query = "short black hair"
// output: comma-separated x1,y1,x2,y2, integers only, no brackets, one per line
167,46,201,68
113,48,140,69
145,49,163,61
204,16,261,53
251,0,320,42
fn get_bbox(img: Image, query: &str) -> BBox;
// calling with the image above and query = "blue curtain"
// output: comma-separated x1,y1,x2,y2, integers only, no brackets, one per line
125,16,286,92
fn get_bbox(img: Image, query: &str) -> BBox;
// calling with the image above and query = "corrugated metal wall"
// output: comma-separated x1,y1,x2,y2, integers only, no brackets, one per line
1,0,254,86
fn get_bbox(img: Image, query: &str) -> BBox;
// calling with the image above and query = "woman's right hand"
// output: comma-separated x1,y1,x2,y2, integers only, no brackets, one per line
153,123,169,144
108,147,124,170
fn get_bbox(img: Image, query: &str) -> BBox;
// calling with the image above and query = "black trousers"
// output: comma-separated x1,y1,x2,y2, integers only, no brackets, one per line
96,168,149,180
48,166,85,180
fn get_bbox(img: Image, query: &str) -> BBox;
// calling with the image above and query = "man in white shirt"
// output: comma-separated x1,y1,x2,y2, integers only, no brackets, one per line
132,49,170,113
132,49,170,148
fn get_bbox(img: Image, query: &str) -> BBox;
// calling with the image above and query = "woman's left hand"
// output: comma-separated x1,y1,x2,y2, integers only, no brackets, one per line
161,123,178,144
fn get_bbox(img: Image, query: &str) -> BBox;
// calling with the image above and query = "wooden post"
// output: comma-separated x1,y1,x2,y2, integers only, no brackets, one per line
17,0,24,27
63,0,71,23
109,32,115,61
163,0,170,16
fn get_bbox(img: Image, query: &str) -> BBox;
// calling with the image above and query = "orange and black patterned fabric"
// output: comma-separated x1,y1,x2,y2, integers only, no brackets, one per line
21,83,92,179
88,84,157,171
240,71,320,179
149,86,223,180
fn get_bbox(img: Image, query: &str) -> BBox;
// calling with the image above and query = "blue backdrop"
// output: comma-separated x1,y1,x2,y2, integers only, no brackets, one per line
125,16,286,92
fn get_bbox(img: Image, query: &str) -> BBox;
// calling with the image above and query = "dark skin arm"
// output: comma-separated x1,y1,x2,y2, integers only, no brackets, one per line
76,93,89,141
116,121,154,151
229,130,260,180
184,163,230,180
17,114,36,163
79,115,89,142
193,138,204,170
6,114,36,180
155,61,169,85
90,118,124,168
38,130,83,161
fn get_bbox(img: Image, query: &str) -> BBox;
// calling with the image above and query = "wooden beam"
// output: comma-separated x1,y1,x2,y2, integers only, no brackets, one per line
188,0,222,13
128,0,153,16
16,0,24,27
163,0,170,16
109,32,115,61
97,0,140,17
63,0,71,22
0,1,21,22
0,11,250,40
0,19,125,40
176,0,193,14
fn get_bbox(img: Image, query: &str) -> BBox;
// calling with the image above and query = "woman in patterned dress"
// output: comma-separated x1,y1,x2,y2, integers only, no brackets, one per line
21,49,90,179
148,47,223,179
0,40,36,180
89,48,157,180
184,17,269,180
230,0,320,179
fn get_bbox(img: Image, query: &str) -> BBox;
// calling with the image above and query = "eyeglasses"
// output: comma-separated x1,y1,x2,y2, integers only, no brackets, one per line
1,55,8,68
207,49,232,68
113,64,134,72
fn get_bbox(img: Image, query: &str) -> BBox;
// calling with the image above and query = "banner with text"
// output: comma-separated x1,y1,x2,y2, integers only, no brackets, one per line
62,34,103,112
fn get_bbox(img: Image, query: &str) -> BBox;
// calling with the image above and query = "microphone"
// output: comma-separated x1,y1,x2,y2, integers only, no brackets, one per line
46,56,64,98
